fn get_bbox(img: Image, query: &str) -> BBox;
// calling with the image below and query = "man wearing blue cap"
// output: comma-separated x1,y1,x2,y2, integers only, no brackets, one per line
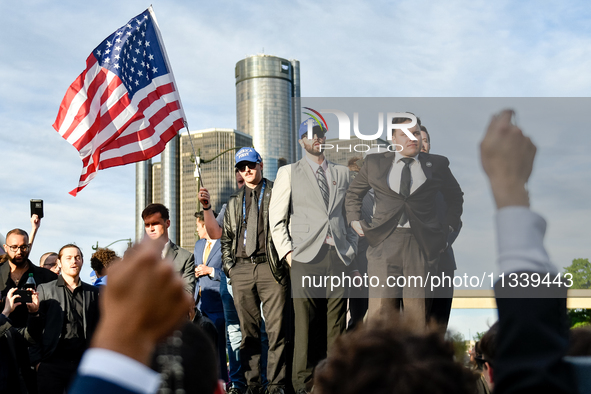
221,147,289,394
269,119,358,394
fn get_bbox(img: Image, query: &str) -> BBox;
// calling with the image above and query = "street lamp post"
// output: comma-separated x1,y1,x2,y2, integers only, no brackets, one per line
91,238,133,251
193,146,243,212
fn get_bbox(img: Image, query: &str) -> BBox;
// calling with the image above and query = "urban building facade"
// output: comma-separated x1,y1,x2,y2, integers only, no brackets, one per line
322,137,389,167
235,54,300,180
178,128,252,251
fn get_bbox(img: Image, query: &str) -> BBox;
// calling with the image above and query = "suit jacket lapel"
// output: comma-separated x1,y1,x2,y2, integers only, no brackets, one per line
327,161,337,212
419,153,433,180
0,262,9,292
82,284,89,337
206,242,221,266
299,159,327,213
377,152,400,197
167,242,179,262
195,239,205,264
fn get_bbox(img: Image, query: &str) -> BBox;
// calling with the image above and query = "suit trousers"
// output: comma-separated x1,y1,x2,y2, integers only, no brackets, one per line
367,228,435,326
291,245,347,392
231,261,288,390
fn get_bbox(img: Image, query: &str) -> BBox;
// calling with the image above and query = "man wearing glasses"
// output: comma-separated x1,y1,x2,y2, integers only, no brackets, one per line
221,147,289,394
269,119,357,394
1,228,57,393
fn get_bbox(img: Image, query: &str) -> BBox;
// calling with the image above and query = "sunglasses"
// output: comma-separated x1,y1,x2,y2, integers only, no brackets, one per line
236,162,258,172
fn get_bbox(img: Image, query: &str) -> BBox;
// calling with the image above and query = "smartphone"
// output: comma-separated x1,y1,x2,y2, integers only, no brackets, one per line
15,289,32,304
30,199,44,219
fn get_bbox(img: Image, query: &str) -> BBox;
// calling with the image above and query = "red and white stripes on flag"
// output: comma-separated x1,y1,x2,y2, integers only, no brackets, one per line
53,8,185,196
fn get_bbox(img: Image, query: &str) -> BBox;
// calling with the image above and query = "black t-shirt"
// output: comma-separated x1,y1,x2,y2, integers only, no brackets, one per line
0,261,58,328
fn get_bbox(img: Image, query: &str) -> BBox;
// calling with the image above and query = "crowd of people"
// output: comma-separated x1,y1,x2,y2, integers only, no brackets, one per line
1,110,588,394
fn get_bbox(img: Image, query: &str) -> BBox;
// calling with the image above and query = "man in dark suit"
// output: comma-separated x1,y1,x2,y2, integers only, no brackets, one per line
28,244,100,394
345,115,463,325
194,210,228,384
420,125,462,330
142,203,195,296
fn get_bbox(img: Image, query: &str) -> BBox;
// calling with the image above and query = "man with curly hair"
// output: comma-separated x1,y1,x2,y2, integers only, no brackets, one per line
90,248,119,286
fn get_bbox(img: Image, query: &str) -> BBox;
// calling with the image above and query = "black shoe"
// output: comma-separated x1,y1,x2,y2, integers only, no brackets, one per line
266,387,286,394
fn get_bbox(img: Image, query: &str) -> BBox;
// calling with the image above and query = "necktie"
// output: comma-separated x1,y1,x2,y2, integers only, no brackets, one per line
245,189,258,257
317,167,330,209
203,241,212,265
399,158,414,226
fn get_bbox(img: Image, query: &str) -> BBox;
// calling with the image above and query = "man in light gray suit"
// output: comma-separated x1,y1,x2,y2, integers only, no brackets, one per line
142,203,195,296
270,119,357,394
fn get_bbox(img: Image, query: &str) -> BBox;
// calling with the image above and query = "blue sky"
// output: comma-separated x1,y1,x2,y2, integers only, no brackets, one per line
2,0,591,338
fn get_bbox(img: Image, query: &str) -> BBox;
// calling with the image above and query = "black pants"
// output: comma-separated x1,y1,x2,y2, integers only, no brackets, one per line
37,359,78,394
429,266,454,331
291,246,347,392
231,261,288,390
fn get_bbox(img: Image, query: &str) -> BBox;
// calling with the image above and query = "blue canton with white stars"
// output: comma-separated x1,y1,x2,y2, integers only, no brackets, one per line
92,10,168,99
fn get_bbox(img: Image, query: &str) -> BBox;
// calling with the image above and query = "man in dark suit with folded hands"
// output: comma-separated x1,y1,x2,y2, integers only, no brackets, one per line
345,114,463,325
142,203,195,296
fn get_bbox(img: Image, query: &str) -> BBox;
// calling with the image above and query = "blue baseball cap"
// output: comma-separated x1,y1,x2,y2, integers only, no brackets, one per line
235,147,262,166
299,117,327,139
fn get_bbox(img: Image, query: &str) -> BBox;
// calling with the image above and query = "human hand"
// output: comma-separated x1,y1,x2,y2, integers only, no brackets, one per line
26,290,39,314
351,221,365,237
195,264,213,277
91,239,192,365
2,288,21,316
199,187,211,208
31,214,40,231
480,109,536,209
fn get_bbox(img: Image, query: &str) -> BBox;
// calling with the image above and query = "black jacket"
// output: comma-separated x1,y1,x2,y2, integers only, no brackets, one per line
28,277,100,365
345,151,463,261
221,179,287,282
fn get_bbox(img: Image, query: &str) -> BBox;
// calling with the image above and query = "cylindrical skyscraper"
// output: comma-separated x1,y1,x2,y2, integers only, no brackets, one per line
235,54,300,179
135,160,152,242
161,135,180,244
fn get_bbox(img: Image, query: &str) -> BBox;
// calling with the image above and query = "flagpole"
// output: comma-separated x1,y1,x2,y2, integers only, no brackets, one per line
148,6,188,127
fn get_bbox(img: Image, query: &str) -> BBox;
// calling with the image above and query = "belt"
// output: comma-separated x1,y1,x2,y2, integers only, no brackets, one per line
321,244,337,251
236,255,267,264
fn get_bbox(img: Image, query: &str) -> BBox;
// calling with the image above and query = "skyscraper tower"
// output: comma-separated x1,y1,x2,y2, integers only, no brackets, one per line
235,54,300,179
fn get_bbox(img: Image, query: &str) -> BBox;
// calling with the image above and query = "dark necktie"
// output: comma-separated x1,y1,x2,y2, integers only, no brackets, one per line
245,189,258,256
317,167,330,209
399,158,414,226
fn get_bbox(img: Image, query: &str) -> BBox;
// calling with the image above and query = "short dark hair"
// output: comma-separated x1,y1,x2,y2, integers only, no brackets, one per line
58,244,83,260
152,322,219,394
420,125,430,142
90,248,118,275
392,112,422,128
479,322,498,367
40,252,58,266
348,157,362,172
142,203,170,221
314,318,476,394
5,228,29,243
194,210,205,223
568,326,591,356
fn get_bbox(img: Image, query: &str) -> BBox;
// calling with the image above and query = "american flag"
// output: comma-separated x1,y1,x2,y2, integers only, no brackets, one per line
53,8,186,196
